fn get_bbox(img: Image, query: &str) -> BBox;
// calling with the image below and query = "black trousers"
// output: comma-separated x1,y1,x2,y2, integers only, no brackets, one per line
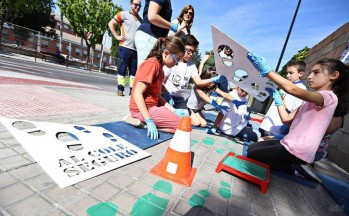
247,139,306,174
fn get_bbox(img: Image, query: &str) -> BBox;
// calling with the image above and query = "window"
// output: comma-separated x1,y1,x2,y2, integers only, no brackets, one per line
41,40,49,49
83,50,88,57
75,48,80,56
64,25,69,30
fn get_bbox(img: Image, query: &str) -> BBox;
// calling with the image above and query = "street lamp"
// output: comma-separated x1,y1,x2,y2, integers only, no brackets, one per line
275,0,302,72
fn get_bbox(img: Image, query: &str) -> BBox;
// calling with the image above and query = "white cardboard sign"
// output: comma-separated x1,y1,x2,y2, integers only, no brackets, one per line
0,118,151,188
211,25,276,101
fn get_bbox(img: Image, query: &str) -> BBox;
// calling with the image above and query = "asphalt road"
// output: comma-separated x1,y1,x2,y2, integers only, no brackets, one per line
0,57,119,93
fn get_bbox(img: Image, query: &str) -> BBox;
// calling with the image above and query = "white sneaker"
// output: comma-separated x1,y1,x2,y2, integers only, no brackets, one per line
122,114,145,128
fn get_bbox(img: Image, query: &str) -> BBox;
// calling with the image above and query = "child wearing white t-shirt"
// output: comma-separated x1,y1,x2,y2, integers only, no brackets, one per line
259,61,306,140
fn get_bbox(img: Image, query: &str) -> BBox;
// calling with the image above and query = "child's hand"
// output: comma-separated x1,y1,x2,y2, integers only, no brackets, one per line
265,88,283,107
145,118,158,139
168,98,175,107
173,109,189,118
247,52,272,77
232,100,246,109
244,114,251,121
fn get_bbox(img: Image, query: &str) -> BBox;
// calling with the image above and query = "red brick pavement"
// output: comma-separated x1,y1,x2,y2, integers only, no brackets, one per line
0,84,105,118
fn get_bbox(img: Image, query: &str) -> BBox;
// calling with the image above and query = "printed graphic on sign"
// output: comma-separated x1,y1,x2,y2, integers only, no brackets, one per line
211,25,276,101
0,118,151,188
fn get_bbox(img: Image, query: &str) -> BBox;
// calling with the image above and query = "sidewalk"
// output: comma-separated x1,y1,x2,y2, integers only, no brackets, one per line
0,54,348,216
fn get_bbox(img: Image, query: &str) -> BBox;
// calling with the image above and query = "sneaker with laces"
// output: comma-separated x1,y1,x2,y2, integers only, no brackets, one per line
117,90,124,96
293,164,321,183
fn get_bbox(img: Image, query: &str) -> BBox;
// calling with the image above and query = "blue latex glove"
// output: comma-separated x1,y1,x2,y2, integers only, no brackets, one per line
210,75,227,83
279,124,289,135
145,118,158,140
170,22,178,32
247,52,272,77
168,98,175,107
244,114,251,121
210,100,230,113
173,109,189,118
206,128,217,134
265,88,283,107
232,100,246,109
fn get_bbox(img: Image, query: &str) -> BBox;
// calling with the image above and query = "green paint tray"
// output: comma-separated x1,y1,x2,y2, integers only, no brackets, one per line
215,152,270,193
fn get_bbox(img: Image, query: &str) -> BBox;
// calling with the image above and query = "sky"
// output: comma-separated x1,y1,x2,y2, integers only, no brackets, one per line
54,0,349,70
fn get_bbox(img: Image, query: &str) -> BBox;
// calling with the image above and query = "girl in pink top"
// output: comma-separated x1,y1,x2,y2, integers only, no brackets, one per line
247,55,349,183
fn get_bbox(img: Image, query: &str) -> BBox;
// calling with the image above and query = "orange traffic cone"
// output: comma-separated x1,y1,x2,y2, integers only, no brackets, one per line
150,116,197,186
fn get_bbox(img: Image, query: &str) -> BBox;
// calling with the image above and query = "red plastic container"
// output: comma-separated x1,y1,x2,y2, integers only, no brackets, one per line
215,152,270,193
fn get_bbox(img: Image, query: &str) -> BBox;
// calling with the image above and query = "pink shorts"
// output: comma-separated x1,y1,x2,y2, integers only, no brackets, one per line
130,106,180,133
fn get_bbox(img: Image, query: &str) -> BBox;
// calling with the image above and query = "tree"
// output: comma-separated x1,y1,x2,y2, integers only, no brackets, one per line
191,47,202,68
57,0,121,66
0,0,55,47
279,46,309,77
11,2,56,37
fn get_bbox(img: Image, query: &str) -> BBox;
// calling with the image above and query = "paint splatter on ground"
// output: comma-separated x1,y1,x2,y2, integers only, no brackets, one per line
221,140,229,145
153,180,172,195
131,193,168,216
199,190,210,198
202,136,214,146
188,193,206,207
191,139,199,147
219,181,232,199
188,190,210,207
220,181,230,188
87,202,118,216
216,148,225,154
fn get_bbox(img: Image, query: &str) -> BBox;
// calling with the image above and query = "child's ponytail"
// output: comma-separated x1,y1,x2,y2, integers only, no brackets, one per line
146,36,185,63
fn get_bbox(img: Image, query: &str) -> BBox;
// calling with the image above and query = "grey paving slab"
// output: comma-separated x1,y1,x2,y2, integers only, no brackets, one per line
0,61,348,216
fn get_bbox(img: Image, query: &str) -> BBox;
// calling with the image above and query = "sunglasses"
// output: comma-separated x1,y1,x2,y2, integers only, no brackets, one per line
185,47,195,55
185,11,193,16
132,3,141,8
170,53,180,64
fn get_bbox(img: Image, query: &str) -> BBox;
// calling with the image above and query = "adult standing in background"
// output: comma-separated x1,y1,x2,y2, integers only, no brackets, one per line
168,5,195,37
135,0,187,67
108,0,142,96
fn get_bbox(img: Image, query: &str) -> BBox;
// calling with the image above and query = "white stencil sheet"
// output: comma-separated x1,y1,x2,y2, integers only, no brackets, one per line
211,25,277,101
0,118,151,188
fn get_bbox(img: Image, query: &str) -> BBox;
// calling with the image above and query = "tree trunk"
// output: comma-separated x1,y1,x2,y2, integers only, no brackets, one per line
0,19,4,48
86,44,91,70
